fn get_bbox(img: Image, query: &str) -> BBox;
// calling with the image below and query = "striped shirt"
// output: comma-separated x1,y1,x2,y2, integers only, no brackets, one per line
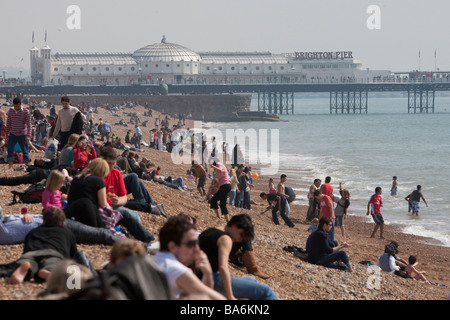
6,106,32,137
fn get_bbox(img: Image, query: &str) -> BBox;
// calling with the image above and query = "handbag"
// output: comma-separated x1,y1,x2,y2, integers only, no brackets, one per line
98,206,125,237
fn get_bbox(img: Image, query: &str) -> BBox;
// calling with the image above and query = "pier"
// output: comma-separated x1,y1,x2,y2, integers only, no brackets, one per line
2,80,450,114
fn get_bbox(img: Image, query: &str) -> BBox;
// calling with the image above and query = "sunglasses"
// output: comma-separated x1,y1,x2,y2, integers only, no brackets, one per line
181,239,199,248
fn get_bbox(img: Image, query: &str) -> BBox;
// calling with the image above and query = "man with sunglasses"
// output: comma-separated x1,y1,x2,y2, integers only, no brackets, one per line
154,215,226,300
307,217,353,272
199,214,278,300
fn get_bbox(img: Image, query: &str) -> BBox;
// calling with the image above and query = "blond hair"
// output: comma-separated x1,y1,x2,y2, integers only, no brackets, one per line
230,167,238,180
63,133,80,150
45,170,66,192
79,158,110,179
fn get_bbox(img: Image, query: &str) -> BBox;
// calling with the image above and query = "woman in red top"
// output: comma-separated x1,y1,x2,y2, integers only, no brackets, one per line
71,135,97,171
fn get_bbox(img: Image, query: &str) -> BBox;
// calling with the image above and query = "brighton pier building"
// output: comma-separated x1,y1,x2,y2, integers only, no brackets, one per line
30,36,390,86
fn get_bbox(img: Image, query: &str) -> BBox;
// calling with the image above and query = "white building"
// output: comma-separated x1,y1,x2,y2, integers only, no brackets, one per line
30,36,390,86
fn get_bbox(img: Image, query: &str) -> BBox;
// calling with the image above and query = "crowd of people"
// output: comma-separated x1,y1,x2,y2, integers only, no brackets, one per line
0,95,444,300
0,95,281,300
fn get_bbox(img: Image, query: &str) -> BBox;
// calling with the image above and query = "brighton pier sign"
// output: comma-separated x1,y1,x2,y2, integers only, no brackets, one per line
294,51,353,60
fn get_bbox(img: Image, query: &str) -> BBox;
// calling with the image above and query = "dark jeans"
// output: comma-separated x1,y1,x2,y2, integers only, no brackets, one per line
65,219,123,245
306,198,319,221
164,176,186,190
237,190,251,209
210,183,232,216
316,250,351,271
0,169,49,186
58,131,71,151
124,173,155,205
117,209,155,243
134,135,142,149
7,134,31,163
271,198,295,227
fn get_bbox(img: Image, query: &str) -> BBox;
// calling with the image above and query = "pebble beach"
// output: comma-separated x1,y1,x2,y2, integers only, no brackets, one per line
0,99,449,301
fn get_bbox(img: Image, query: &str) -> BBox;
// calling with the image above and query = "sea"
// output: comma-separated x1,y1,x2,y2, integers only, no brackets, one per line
203,92,450,247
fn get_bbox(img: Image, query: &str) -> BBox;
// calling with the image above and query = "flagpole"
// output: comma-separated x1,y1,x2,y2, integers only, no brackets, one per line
435,49,437,72
419,50,421,72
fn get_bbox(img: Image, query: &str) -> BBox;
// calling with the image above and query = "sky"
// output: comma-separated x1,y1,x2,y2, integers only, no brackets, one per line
1,0,450,77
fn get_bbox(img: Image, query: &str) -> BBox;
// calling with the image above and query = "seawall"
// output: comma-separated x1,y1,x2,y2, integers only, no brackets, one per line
29,93,259,122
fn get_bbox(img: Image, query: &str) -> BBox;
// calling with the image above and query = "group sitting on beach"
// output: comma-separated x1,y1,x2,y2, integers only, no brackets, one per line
0,95,442,300
0,95,281,299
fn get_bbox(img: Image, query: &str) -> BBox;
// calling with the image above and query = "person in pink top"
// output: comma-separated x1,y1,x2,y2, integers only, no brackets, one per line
42,170,67,210
268,178,277,194
209,161,232,222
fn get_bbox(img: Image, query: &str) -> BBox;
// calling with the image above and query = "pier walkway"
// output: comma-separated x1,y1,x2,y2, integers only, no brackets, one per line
2,81,450,114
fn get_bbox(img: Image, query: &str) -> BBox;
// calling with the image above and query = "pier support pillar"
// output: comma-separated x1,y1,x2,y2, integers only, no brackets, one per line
330,90,368,114
257,91,294,114
408,88,435,113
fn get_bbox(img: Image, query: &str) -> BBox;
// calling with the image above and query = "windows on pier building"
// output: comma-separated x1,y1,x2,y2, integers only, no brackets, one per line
29,36,386,86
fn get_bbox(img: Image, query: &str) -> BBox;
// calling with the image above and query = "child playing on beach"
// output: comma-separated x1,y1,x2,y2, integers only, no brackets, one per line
203,178,219,203
391,176,398,196
334,182,350,237
405,255,431,284
405,193,412,213
307,217,319,233
42,170,68,210
367,186,384,239
268,178,276,194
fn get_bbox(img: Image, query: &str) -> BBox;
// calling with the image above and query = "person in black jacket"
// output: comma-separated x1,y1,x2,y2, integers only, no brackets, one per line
8,207,78,284
0,158,59,186
307,217,353,272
